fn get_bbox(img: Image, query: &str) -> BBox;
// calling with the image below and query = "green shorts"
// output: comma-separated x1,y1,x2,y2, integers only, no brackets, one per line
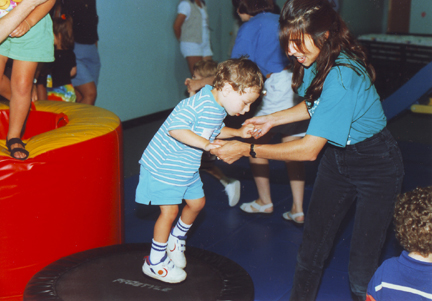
0,14,54,62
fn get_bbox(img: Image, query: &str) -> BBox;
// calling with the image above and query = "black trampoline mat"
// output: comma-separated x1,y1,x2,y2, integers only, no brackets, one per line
24,243,254,301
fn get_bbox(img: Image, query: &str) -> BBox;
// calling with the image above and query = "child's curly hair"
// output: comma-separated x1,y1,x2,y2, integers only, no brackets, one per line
193,60,218,79
394,186,432,257
213,57,264,94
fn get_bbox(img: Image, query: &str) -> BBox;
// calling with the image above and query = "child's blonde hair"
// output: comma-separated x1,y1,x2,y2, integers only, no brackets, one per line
213,57,264,94
193,60,218,79
394,186,432,257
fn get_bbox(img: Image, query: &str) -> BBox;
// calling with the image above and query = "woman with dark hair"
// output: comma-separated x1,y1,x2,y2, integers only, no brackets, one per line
231,0,308,221
173,0,212,75
212,0,404,299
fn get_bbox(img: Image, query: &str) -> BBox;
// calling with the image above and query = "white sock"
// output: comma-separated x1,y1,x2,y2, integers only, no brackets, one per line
171,217,192,238
149,239,167,264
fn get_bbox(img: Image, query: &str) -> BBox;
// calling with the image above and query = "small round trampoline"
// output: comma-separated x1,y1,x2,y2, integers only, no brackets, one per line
24,243,254,301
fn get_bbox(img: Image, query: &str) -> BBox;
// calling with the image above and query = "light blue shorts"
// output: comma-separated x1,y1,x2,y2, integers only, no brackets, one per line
72,42,101,87
135,166,204,205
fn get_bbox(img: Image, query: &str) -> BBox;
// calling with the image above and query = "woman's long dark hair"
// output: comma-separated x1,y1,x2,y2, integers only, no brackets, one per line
279,0,375,106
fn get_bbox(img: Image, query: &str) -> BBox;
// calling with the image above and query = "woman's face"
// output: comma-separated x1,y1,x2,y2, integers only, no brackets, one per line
287,34,321,67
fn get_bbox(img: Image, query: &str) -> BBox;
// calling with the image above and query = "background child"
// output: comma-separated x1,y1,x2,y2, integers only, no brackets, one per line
366,186,432,301
136,57,263,283
173,0,212,75
0,0,55,160
187,59,242,207
36,14,76,102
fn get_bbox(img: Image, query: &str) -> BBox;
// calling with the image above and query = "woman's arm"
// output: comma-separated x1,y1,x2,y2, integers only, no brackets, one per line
244,100,311,139
0,0,48,41
173,14,186,40
211,134,327,164
9,0,55,37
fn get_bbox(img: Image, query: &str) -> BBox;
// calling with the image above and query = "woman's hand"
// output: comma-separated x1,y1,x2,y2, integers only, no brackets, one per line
239,124,255,139
243,115,274,139
203,141,220,152
9,20,31,37
210,140,249,164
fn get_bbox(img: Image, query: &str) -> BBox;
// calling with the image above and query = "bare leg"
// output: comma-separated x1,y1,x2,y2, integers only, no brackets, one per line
75,87,83,103
0,74,11,100
75,81,97,105
8,60,38,159
181,197,206,225
282,135,305,222
154,205,179,243
185,56,203,75
246,134,274,212
36,83,47,101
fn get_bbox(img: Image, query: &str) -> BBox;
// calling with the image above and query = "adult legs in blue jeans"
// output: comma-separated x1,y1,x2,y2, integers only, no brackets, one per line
290,128,404,301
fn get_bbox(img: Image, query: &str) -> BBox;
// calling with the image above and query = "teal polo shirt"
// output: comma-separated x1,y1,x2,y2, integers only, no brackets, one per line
298,54,386,147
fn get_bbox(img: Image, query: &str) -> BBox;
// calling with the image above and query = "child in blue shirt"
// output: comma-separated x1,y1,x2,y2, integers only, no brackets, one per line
136,57,263,283
367,187,432,301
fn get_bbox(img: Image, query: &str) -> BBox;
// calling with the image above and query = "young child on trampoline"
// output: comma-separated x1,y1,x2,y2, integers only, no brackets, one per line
136,57,263,283
366,186,432,301
186,59,242,207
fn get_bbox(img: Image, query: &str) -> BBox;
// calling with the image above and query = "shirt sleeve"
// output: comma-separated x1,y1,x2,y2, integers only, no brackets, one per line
166,102,196,132
306,66,357,147
210,123,225,141
177,1,191,20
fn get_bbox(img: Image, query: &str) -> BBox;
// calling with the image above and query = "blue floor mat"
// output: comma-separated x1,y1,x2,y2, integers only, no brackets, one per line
124,141,431,301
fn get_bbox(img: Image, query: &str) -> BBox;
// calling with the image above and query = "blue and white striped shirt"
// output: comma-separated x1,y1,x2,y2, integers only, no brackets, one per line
140,85,226,186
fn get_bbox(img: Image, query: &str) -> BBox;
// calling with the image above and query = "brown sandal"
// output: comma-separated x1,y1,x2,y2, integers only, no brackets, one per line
6,138,29,160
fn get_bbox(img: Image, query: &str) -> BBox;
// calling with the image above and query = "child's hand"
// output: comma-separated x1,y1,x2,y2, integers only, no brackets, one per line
239,124,255,138
184,78,196,96
204,142,220,152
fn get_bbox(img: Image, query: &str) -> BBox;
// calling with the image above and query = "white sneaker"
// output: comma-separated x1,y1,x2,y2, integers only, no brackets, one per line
142,254,186,283
225,180,241,207
167,233,187,269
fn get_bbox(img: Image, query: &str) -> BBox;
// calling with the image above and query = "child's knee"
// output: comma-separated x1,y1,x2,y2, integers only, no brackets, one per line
187,197,206,212
160,205,179,221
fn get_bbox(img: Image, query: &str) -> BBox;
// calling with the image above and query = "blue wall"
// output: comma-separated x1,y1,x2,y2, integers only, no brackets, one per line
410,0,432,34
96,0,235,122
95,0,402,122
